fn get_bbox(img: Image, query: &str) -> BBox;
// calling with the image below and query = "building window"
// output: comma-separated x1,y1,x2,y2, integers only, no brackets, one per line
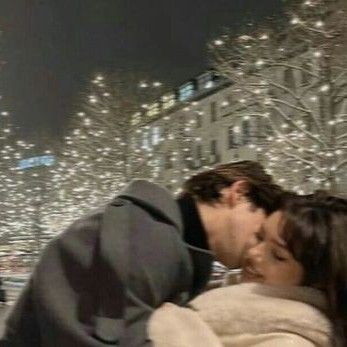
242,120,251,145
210,140,217,155
165,153,172,169
131,112,142,126
197,72,214,90
142,131,150,150
227,126,236,149
162,93,176,110
196,113,202,128
210,101,217,122
178,82,195,101
196,144,202,159
146,102,160,118
152,126,161,146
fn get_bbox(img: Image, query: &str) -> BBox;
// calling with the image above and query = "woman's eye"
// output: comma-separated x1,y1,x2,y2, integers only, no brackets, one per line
272,251,287,261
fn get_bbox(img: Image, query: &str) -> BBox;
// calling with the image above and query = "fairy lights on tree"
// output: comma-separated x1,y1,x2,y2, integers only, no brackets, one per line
48,71,171,226
211,0,347,193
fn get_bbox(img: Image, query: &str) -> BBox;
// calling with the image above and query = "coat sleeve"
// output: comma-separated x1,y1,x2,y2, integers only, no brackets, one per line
0,279,41,346
148,303,222,347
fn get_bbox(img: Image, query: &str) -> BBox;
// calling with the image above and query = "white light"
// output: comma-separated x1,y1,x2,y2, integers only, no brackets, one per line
315,21,324,28
153,81,162,87
320,84,330,92
234,126,241,134
1,111,9,116
214,39,224,46
205,81,214,89
255,59,265,67
313,51,322,57
139,82,148,88
291,17,300,25
259,34,269,40
310,96,318,102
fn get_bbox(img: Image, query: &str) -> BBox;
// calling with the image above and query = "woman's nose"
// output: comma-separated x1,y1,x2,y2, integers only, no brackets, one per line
247,243,264,263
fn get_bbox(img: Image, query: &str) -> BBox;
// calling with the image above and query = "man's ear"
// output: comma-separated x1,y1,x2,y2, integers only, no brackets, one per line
224,180,249,206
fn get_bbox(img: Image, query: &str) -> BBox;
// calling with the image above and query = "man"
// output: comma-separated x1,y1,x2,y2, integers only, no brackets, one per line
1,161,283,346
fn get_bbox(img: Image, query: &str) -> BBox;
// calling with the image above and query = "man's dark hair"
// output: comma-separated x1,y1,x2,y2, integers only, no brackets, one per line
180,160,284,215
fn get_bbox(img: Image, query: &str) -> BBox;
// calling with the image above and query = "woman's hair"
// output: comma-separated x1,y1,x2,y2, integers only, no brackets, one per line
180,160,284,215
280,191,347,347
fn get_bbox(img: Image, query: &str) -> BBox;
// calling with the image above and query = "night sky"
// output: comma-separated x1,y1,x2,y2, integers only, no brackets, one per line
0,0,284,139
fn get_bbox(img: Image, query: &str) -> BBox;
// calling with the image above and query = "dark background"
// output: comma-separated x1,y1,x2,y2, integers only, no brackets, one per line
0,0,284,139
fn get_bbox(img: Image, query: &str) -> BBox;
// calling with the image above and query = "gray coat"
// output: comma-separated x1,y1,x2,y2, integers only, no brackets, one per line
1,180,212,346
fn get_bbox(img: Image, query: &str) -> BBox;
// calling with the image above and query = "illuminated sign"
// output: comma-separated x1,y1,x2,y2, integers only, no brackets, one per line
18,155,55,170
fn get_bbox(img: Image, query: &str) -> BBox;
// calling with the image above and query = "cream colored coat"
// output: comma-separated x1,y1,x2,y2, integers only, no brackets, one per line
148,283,332,347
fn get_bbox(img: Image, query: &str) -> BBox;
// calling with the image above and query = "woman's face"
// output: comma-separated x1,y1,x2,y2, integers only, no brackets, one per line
241,211,305,286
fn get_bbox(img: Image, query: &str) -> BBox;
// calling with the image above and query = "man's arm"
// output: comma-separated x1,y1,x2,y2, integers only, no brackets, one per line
0,279,41,346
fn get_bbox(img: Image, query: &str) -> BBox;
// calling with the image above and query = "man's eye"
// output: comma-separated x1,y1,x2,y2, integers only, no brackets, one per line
255,233,264,242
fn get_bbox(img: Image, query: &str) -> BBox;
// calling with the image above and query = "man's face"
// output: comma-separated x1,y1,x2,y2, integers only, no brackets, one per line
209,201,266,269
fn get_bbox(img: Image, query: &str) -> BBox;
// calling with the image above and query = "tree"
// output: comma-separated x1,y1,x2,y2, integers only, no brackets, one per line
48,71,170,226
211,0,347,193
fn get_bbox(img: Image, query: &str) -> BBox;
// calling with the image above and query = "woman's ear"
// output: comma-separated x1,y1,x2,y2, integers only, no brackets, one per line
223,180,249,206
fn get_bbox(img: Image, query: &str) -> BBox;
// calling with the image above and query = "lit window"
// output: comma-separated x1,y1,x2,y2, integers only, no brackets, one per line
131,112,142,126
142,132,149,149
147,102,160,117
162,93,176,110
179,82,195,101
197,72,214,90
152,126,161,145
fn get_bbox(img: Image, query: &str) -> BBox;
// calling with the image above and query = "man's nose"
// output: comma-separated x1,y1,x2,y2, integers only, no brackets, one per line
246,234,258,249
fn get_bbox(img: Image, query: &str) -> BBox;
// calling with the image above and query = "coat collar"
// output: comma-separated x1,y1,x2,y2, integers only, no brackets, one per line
119,180,183,232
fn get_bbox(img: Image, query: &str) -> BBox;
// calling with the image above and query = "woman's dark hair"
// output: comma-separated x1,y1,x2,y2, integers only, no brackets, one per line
280,191,347,347
180,160,284,215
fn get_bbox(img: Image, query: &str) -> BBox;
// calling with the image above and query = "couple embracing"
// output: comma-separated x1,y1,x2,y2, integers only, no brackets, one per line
1,161,346,347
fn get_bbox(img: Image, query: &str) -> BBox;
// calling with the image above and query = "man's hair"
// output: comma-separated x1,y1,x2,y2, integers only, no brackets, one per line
180,160,284,215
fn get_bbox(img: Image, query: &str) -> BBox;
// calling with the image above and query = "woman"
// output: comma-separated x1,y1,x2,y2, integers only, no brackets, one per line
149,192,347,347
